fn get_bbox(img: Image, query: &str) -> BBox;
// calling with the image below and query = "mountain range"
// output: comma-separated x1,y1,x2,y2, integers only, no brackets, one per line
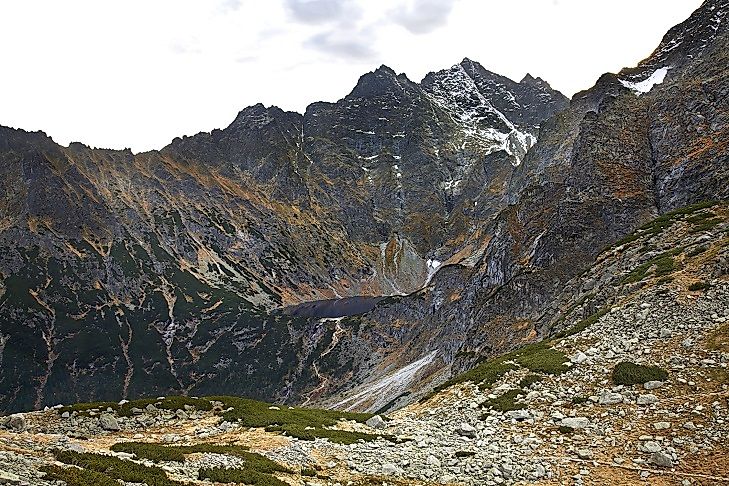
0,0,727,415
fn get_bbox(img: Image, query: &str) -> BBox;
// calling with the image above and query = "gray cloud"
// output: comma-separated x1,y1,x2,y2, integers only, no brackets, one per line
304,28,377,60
283,0,361,24
392,0,459,34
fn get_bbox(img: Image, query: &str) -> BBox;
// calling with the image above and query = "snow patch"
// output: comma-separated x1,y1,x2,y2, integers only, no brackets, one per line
620,67,669,95
425,259,442,285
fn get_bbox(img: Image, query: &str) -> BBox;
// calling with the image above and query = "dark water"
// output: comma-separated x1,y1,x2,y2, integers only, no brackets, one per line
283,296,384,319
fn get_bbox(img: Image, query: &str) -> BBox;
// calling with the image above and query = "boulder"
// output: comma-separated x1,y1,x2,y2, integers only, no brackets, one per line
366,415,386,429
651,452,673,467
7,415,26,432
456,422,477,438
99,413,120,431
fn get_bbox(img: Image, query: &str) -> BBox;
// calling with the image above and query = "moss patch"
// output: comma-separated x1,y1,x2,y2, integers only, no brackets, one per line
612,362,668,385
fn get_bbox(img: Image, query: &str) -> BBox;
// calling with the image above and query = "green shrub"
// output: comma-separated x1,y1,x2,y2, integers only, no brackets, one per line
612,362,668,385
110,442,263,465
265,424,393,444
52,450,182,486
571,396,588,405
687,245,708,257
688,281,711,291
60,396,213,417
40,465,119,486
208,396,371,428
512,343,569,375
455,451,476,458
301,468,318,477
482,389,524,412
434,358,516,392
518,374,542,388
558,425,575,434
199,467,288,486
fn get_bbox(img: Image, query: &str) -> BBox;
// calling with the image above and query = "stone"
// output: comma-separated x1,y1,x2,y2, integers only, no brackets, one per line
653,422,671,430
571,352,588,364
426,455,441,467
598,392,623,405
644,381,664,390
6,415,26,432
641,441,661,453
506,410,532,421
533,464,546,478
0,471,21,484
366,415,386,430
456,422,477,438
637,394,659,405
99,413,120,431
650,452,673,467
577,449,593,460
382,463,402,475
560,417,590,429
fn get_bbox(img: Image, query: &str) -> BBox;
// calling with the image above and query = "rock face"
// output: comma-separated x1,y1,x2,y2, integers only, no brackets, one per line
322,0,729,411
0,0,727,416
0,55,566,412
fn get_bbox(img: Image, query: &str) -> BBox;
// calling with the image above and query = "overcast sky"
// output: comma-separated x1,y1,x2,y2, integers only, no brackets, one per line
0,0,703,152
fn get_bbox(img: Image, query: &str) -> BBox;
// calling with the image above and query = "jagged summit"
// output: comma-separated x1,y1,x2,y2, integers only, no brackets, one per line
640,0,728,69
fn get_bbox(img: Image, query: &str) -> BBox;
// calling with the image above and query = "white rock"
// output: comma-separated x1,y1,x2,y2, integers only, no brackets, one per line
365,415,386,429
456,422,477,438
560,417,590,429
637,394,659,405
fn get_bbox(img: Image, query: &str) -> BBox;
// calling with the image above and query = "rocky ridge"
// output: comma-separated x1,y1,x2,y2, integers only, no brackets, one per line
1,202,728,485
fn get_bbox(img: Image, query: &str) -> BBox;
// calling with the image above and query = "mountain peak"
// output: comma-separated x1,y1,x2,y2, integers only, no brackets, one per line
348,65,409,99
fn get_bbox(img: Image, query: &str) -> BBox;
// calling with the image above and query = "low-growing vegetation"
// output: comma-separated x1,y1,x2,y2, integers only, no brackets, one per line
110,442,255,463
199,467,289,486
621,249,682,285
265,423,394,444
518,374,542,388
688,281,711,291
40,465,120,486
571,396,588,405
481,389,524,413
52,450,182,486
612,362,668,385
554,307,610,339
59,396,213,417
